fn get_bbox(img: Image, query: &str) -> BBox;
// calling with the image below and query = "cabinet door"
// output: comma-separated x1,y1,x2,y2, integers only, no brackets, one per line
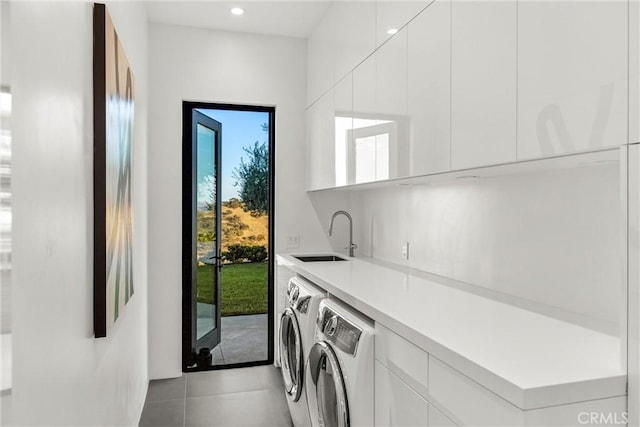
352,27,407,118
376,0,430,47
334,74,353,187
517,1,628,159
331,1,376,83
351,29,409,184
353,49,376,117
408,0,451,176
376,28,407,119
451,0,516,169
376,28,409,179
307,12,335,107
429,357,523,427
429,404,458,427
351,48,384,185
306,89,335,190
375,324,429,398
375,361,429,427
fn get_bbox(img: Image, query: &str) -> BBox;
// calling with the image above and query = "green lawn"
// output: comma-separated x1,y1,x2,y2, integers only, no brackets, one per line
197,262,268,316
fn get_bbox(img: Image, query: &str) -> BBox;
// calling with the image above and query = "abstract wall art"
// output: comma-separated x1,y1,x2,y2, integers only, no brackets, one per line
93,3,135,338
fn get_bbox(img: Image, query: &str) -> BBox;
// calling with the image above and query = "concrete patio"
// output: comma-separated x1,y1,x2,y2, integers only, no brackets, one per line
196,303,268,366
198,314,268,365
213,314,268,365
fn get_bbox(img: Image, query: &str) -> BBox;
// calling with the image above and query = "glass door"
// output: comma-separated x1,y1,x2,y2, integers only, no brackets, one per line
184,110,222,368
183,101,275,371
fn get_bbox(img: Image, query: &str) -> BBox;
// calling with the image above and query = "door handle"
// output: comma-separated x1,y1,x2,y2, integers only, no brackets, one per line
207,254,224,270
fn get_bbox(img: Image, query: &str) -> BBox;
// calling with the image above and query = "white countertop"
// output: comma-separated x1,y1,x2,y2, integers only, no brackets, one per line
277,253,626,411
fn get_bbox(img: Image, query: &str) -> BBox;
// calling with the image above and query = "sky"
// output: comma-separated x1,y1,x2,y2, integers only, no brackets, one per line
197,108,269,202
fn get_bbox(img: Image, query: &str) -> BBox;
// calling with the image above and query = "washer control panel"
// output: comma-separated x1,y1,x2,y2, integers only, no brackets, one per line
287,279,312,313
287,280,299,305
317,306,362,357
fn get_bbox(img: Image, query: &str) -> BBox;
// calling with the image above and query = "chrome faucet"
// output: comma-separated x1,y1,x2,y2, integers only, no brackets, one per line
328,210,357,257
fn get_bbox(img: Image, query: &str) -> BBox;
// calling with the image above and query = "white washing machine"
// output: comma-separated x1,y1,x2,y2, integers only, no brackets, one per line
305,298,375,427
275,260,297,368
279,276,327,427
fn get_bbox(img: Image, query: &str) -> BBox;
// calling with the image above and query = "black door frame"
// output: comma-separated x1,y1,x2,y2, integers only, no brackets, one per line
182,101,276,372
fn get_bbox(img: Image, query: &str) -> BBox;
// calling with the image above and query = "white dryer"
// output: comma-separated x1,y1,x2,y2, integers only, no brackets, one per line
279,276,327,427
305,298,375,427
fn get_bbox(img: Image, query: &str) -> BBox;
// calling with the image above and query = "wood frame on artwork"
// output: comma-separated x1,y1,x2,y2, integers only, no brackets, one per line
93,3,135,338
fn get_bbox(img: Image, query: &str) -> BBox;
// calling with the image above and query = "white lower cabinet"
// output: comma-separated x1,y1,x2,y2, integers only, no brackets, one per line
428,356,523,427
375,324,429,397
375,361,429,426
374,323,626,427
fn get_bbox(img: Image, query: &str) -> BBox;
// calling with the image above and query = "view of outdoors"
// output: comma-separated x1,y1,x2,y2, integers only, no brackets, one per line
196,109,269,317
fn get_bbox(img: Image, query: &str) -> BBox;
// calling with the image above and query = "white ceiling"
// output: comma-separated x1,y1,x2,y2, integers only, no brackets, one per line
145,1,332,39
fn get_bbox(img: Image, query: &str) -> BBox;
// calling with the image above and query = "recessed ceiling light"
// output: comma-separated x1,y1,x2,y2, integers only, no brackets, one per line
230,7,244,16
386,28,398,35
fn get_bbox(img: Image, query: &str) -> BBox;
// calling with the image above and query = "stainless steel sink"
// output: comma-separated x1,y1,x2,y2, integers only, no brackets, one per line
293,255,348,262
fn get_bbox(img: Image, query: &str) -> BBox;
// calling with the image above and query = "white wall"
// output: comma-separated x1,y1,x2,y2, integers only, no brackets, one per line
0,1,9,86
1,0,12,336
148,23,331,379
340,163,623,334
10,2,148,425
632,0,640,144
311,164,623,335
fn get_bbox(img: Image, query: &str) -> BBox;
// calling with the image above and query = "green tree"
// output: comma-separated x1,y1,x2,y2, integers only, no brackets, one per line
233,123,268,215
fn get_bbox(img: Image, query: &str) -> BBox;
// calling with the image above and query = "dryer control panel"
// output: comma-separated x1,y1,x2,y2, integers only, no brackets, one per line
317,306,362,357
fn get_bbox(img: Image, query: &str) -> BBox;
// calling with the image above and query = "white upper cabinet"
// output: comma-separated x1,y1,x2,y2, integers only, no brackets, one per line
407,1,451,176
451,0,517,169
376,27,408,118
351,50,380,184
353,47,377,117
429,405,458,427
351,28,409,184
334,74,354,187
307,11,334,107
332,1,376,84
376,1,431,47
307,0,633,190
307,89,335,190
517,1,628,159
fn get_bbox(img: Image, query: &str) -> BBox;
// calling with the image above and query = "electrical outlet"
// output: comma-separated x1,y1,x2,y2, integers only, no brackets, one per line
402,242,409,260
286,234,300,249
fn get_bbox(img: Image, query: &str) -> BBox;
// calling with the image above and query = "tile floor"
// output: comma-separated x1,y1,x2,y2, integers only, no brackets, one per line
139,365,292,427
